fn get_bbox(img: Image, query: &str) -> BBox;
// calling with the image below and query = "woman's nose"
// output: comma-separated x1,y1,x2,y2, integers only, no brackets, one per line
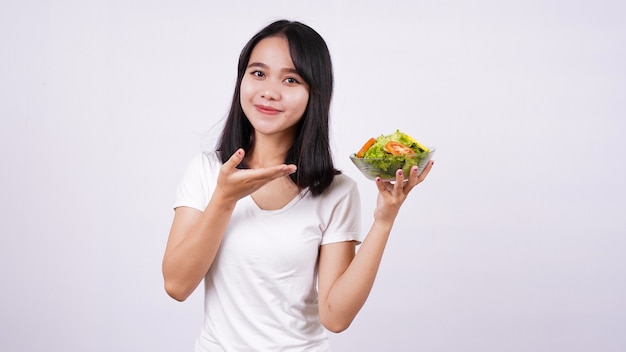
261,88,279,100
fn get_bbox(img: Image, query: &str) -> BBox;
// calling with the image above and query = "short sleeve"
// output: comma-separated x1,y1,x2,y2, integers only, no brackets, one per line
320,175,362,245
172,152,217,212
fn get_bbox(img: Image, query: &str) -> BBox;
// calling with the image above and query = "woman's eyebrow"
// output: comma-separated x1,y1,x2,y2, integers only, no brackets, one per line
247,62,268,69
247,62,300,75
281,67,300,75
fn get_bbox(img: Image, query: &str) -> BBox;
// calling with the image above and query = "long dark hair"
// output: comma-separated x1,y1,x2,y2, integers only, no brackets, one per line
217,20,339,196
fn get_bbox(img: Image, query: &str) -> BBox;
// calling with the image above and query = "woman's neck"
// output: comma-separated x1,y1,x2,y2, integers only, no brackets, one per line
247,132,295,168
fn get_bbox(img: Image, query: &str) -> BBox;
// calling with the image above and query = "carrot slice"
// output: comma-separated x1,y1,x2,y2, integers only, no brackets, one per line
356,137,376,158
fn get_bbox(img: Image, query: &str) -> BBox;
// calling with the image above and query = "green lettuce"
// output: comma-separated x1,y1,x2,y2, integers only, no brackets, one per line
361,130,429,177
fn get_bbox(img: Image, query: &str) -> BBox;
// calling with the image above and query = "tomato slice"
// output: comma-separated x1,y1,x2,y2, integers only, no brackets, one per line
384,141,415,156
356,137,376,158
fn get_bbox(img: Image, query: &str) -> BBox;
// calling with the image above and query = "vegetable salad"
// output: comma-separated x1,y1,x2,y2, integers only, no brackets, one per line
354,130,430,177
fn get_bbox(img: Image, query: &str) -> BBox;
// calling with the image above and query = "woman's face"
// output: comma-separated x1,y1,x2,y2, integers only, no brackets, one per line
240,36,310,140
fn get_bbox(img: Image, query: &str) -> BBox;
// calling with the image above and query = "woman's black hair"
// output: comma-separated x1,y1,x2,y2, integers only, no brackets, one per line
217,20,339,196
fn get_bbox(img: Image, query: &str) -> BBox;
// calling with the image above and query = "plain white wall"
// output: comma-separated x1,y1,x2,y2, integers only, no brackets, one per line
1,0,625,351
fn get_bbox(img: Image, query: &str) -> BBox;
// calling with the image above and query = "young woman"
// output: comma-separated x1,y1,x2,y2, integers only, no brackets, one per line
162,20,434,351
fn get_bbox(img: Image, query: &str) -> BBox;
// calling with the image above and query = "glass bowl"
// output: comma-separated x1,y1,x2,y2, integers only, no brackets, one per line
349,149,435,181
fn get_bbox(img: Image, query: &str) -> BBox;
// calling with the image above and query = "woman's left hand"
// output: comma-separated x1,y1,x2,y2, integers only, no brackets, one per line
373,160,434,225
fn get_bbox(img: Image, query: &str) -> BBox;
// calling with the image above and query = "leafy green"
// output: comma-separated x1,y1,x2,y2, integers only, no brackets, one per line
361,130,428,177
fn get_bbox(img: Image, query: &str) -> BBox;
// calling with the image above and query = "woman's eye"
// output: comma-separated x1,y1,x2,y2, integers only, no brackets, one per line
285,77,300,84
251,70,264,78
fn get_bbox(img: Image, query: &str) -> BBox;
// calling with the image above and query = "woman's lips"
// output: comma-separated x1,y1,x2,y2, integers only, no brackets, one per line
255,104,281,115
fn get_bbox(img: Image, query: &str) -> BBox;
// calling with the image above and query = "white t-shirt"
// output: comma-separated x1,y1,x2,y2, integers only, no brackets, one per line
173,152,362,352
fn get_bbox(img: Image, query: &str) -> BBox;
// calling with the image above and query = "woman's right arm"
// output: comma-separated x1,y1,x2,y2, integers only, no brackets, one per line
162,197,236,301
162,149,297,301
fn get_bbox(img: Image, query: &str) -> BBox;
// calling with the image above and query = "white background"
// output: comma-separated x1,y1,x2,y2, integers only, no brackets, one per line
1,0,625,351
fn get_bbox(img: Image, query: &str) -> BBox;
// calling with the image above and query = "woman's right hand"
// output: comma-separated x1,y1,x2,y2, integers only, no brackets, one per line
213,148,297,205
163,148,297,301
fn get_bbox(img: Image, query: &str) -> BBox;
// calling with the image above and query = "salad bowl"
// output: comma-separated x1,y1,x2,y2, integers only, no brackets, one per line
350,149,435,181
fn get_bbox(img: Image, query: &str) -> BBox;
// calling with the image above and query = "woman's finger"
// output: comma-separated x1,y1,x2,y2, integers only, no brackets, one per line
224,148,245,170
375,177,388,193
248,164,297,182
393,169,405,194
417,160,434,183
403,166,420,195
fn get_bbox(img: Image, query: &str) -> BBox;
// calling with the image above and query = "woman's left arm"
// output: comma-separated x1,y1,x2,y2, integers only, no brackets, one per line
317,161,434,333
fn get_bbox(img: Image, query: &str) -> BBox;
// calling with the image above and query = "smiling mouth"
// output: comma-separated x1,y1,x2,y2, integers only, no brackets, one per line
255,105,281,114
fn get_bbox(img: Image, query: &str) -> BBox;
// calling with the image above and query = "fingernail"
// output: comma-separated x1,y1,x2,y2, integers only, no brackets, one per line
375,177,381,183
397,170,403,176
